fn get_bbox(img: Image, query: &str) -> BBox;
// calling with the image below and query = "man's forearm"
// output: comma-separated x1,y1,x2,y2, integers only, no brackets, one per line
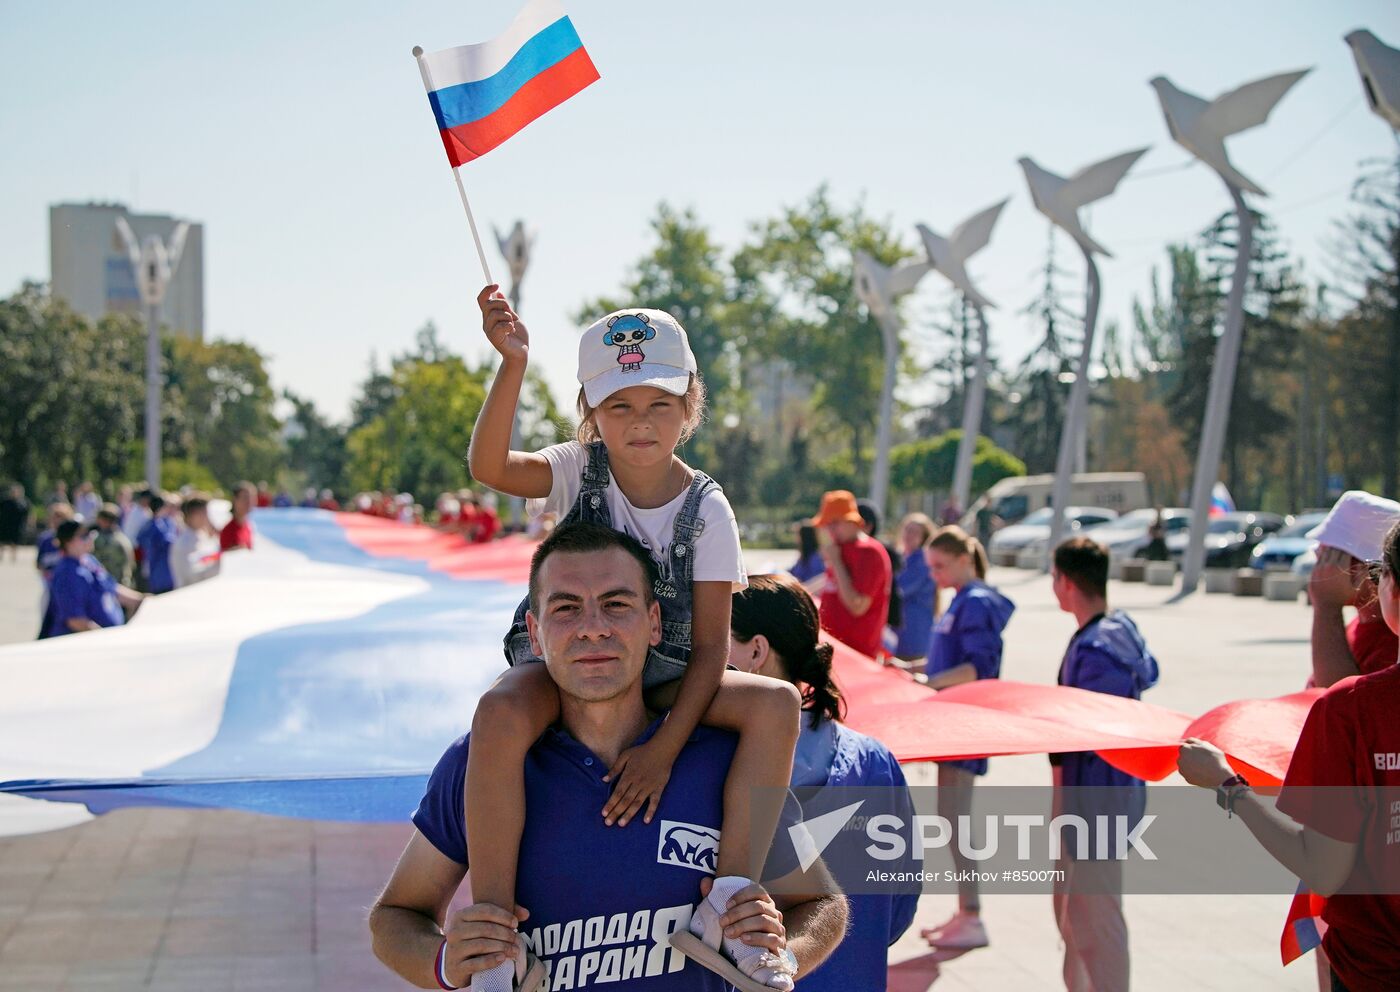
781,894,848,977
1231,792,1349,896
369,904,446,990
1311,606,1358,687
829,558,871,616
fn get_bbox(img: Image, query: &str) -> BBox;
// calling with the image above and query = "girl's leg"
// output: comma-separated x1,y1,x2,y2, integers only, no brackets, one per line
938,762,980,913
464,663,561,915
678,670,802,879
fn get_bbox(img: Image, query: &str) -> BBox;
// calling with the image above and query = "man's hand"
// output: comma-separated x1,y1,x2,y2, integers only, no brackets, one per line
477,285,530,364
1309,545,1361,611
700,877,787,953
1176,737,1234,789
602,737,677,827
441,902,528,989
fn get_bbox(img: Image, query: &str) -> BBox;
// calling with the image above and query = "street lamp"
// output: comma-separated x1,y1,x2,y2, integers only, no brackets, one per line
1019,147,1148,565
115,216,189,492
917,198,1008,519
493,220,536,526
1151,68,1309,592
853,251,932,521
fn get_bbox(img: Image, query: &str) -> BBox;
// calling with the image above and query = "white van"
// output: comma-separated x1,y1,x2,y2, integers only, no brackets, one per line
961,472,1149,529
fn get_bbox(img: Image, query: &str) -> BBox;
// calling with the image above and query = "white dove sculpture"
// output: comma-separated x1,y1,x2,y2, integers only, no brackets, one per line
916,198,1008,311
853,250,931,519
1017,150,1149,257
1346,29,1400,130
852,251,931,325
1149,70,1310,197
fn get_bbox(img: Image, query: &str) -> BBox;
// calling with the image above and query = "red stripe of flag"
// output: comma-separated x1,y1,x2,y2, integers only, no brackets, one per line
439,46,598,166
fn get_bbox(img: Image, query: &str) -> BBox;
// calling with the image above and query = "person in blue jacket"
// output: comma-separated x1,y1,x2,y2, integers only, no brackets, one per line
729,572,920,992
921,526,1015,952
891,513,937,663
788,524,825,584
136,493,180,595
1049,537,1159,992
43,520,146,638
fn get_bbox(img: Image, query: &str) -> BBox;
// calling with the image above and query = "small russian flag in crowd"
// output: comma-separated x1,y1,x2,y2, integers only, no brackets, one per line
415,0,599,166
1280,883,1328,965
1209,481,1236,517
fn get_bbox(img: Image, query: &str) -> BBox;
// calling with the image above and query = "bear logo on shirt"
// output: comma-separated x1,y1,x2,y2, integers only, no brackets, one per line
657,820,720,873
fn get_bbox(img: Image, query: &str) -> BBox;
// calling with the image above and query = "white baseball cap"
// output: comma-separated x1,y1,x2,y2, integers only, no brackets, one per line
577,308,697,407
1307,490,1400,562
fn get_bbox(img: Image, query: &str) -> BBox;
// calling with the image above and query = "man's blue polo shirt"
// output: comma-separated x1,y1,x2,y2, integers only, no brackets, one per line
414,718,803,991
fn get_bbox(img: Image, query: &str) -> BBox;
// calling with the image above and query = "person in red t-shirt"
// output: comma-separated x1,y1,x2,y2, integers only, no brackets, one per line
220,481,255,552
473,500,500,543
804,490,891,659
1179,517,1400,992
1308,491,1400,687
255,481,272,509
455,489,481,542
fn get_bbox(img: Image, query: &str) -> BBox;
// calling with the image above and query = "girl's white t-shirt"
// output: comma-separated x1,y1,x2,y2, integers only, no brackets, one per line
527,441,748,591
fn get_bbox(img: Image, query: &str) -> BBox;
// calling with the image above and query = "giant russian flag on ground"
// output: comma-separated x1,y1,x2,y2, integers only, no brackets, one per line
417,0,599,166
0,509,1320,840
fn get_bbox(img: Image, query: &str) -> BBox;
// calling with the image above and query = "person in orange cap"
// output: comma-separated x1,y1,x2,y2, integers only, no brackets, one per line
807,490,891,658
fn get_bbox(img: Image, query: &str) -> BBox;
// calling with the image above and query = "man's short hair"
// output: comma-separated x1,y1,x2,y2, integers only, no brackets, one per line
1054,537,1110,598
183,494,210,518
528,522,658,614
56,519,88,546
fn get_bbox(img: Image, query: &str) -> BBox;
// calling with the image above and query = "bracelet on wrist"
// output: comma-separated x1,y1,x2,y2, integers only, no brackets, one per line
435,938,458,990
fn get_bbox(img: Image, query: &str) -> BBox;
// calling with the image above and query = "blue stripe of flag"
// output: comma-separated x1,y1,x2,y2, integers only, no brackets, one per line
428,16,583,130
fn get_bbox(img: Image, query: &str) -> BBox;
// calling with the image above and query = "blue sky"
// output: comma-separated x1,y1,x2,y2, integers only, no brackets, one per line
2,1,1397,422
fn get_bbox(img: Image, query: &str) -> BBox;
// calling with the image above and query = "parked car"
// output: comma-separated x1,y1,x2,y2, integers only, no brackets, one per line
1027,507,1191,558
1249,512,1328,571
988,506,1119,556
1166,511,1286,569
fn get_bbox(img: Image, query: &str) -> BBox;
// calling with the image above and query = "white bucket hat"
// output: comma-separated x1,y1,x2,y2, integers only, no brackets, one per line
1307,490,1400,562
577,308,697,407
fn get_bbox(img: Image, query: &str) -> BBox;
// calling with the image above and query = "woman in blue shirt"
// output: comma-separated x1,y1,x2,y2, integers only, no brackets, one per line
44,520,145,638
921,526,1015,953
891,513,937,663
729,573,919,992
788,524,824,584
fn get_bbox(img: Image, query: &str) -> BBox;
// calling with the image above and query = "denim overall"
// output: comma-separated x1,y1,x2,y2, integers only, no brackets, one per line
503,442,720,689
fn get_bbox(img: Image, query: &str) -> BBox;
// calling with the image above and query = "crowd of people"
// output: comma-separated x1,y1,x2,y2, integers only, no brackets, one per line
369,287,1399,992
8,479,263,641
6,280,1398,991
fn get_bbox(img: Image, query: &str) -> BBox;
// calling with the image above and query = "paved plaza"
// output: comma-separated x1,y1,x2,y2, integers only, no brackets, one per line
0,551,1321,990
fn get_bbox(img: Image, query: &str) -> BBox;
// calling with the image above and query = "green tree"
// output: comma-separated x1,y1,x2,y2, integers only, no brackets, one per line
345,355,489,499
732,187,913,477
164,337,282,488
283,390,350,493
0,283,145,493
1006,226,1079,473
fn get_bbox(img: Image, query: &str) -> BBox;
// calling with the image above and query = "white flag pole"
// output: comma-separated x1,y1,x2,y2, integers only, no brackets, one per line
413,46,494,285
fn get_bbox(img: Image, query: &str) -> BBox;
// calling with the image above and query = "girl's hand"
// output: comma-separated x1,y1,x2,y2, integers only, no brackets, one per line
477,284,530,363
601,737,676,827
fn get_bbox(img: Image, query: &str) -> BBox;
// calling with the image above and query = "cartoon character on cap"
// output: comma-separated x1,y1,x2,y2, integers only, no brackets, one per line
602,313,655,372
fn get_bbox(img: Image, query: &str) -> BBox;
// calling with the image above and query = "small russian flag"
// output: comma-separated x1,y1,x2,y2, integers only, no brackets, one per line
1209,481,1236,518
415,0,599,167
1280,882,1328,965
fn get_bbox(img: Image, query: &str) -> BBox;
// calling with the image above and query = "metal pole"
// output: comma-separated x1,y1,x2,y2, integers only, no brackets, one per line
506,277,526,527
144,301,161,490
1046,247,1101,568
951,303,990,516
1181,182,1255,591
869,312,899,520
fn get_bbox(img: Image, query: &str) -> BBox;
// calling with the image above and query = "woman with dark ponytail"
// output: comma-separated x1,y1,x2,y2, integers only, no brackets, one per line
729,573,918,991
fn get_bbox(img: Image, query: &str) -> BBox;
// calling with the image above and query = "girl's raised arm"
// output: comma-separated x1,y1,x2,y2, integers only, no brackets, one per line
467,285,554,499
